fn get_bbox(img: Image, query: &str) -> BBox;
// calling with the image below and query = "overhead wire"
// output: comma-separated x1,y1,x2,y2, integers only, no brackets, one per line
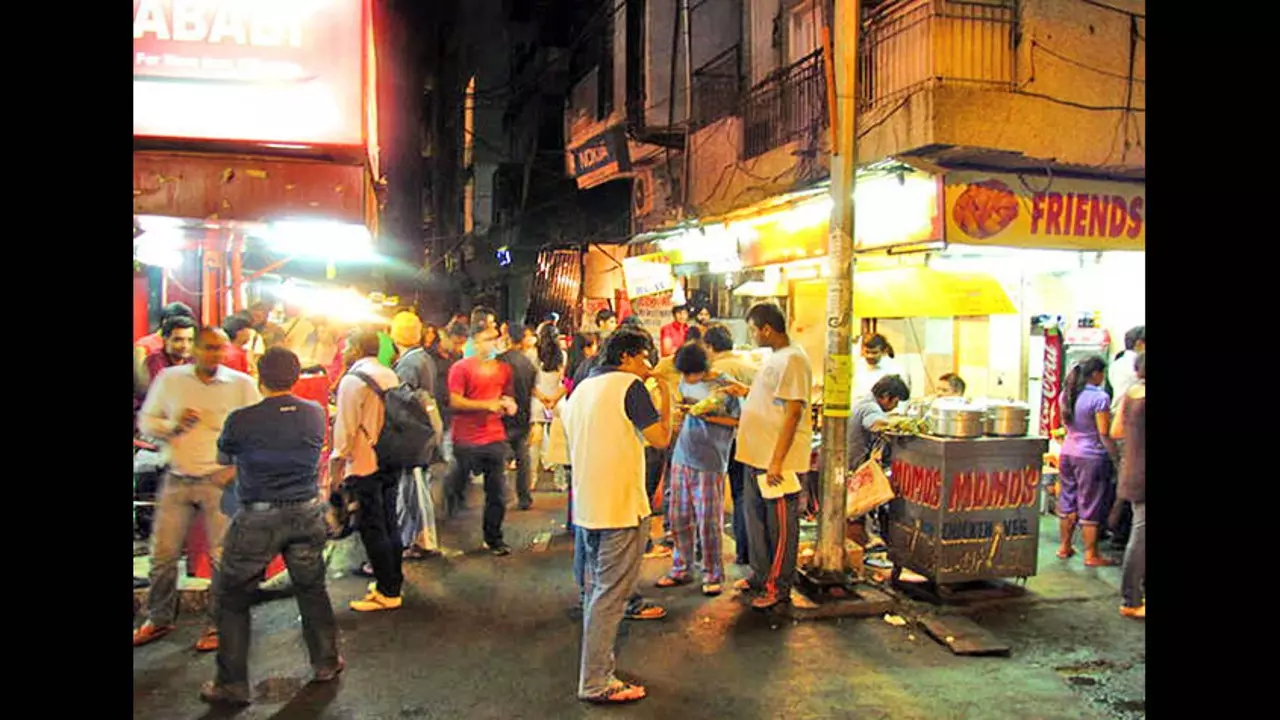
1030,41,1145,84
1074,0,1144,19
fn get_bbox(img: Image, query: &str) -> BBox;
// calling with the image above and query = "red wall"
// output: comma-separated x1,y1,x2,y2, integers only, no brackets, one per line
134,271,151,341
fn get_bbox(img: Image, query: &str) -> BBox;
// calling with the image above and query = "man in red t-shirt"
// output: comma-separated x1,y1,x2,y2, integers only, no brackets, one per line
659,305,691,357
136,302,196,392
136,315,198,428
220,313,254,375
142,316,197,389
445,323,516,555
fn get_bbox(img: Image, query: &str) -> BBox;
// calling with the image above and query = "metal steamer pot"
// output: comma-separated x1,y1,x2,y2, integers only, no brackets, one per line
928,404,986,438
984,402,1031,437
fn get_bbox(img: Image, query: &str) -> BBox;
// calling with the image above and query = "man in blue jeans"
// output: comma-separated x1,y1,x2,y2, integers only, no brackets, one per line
133,327,260,653
200,347,342,706
562,327,674,704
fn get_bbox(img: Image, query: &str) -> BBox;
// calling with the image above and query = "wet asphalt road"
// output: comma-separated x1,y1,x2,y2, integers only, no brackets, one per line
132,488,1145,719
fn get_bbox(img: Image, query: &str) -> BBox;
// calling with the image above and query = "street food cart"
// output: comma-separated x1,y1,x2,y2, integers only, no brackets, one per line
885,432,1048,586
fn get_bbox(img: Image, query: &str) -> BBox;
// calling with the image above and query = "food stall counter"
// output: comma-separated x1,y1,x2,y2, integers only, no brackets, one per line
885,434,1049,585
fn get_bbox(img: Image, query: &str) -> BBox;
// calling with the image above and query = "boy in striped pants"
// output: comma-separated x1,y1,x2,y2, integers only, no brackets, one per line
655,343,741,597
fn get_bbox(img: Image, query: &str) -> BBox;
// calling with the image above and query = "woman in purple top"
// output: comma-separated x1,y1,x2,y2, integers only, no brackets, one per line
1056,356,1120,566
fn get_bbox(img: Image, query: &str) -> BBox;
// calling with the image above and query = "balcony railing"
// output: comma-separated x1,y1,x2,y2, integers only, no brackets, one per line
860,0,1017,110
692,45,743,132
742,49,828,160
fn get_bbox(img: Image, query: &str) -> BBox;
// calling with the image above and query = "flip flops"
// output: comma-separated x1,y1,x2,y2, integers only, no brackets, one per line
580,680,647,704
655,575,691,589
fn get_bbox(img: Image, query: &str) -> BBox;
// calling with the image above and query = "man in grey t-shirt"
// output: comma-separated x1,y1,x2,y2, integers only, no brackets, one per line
847,375,911,470
847,375,910,551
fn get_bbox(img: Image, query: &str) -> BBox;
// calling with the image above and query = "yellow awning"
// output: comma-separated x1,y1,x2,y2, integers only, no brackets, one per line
853,267,1016,318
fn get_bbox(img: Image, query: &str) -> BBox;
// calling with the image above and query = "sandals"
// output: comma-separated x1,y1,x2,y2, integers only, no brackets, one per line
655,575,691,589
1056,548,1076,560
1084,556,1120,567
624,600,667,621
132,621,175,647
643,545,673,559
194,628,220,652
580,680,647,704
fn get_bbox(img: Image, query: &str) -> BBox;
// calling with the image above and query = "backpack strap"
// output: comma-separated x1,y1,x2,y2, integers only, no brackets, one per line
350,371,387,399
348,371,386,443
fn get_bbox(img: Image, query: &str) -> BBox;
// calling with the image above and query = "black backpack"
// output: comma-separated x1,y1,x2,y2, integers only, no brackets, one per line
351,372,437,470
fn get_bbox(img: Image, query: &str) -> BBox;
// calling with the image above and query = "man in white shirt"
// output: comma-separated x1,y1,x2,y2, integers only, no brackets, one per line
562,326,674,704
734,302,813,610
851,333,909,402
331,331,405,612
1109,325,1145,413
134,327,260,652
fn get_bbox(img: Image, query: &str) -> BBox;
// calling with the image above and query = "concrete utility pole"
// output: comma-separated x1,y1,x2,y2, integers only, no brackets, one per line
815,0,860,578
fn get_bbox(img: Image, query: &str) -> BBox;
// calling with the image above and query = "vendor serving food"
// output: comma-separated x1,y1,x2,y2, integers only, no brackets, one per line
846,375,912,471
845,375,911,550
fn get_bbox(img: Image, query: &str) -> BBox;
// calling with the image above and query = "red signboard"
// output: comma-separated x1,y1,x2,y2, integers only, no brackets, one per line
133,151,373,225
133,0,369,147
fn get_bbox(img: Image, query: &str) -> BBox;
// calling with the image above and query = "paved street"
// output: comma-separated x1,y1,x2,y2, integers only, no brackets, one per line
132,487,1145,719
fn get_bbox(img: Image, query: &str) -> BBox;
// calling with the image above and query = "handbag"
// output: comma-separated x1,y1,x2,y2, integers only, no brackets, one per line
846,441,896,519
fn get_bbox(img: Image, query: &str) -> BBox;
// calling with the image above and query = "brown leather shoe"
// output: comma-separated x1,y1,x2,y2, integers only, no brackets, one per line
194,628,219,652
312,656,347,683
132,621,175,647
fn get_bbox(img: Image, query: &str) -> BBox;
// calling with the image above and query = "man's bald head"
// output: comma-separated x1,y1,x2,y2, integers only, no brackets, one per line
194,326,229,374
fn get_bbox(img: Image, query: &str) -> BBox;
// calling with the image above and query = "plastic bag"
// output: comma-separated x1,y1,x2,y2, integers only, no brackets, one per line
545,415,570,466
846,448,895,520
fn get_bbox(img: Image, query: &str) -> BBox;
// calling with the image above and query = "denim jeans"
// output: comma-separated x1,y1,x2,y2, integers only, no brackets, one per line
396,467,439,551
213,498,339,695
574,522,644,610
1121,502,1146,608
451,442,509,547
577,525,643,698
742,464,801,598
148,473,230,627
352,471,404,597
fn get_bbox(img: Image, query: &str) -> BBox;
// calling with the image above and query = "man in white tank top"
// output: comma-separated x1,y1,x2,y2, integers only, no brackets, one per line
562,327,675,704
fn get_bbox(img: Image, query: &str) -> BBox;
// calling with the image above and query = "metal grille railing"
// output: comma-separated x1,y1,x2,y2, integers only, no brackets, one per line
692,45,743,131
741,49,828,160
860,0,1017,111
526,248,583,332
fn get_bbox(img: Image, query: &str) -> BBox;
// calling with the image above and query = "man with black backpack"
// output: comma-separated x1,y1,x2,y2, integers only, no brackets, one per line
390,311,444,559
332,331,418,612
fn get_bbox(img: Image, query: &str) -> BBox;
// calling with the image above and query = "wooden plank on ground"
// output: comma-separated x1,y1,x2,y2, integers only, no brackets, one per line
919,615,1011,656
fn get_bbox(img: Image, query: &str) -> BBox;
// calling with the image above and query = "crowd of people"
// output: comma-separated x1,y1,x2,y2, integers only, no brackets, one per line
131,295,1144,707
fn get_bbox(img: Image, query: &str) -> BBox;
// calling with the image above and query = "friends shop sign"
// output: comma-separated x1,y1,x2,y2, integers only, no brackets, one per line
944,171,1145,252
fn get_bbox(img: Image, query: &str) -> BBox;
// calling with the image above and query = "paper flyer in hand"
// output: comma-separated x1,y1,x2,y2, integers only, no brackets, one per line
756,471,802,500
